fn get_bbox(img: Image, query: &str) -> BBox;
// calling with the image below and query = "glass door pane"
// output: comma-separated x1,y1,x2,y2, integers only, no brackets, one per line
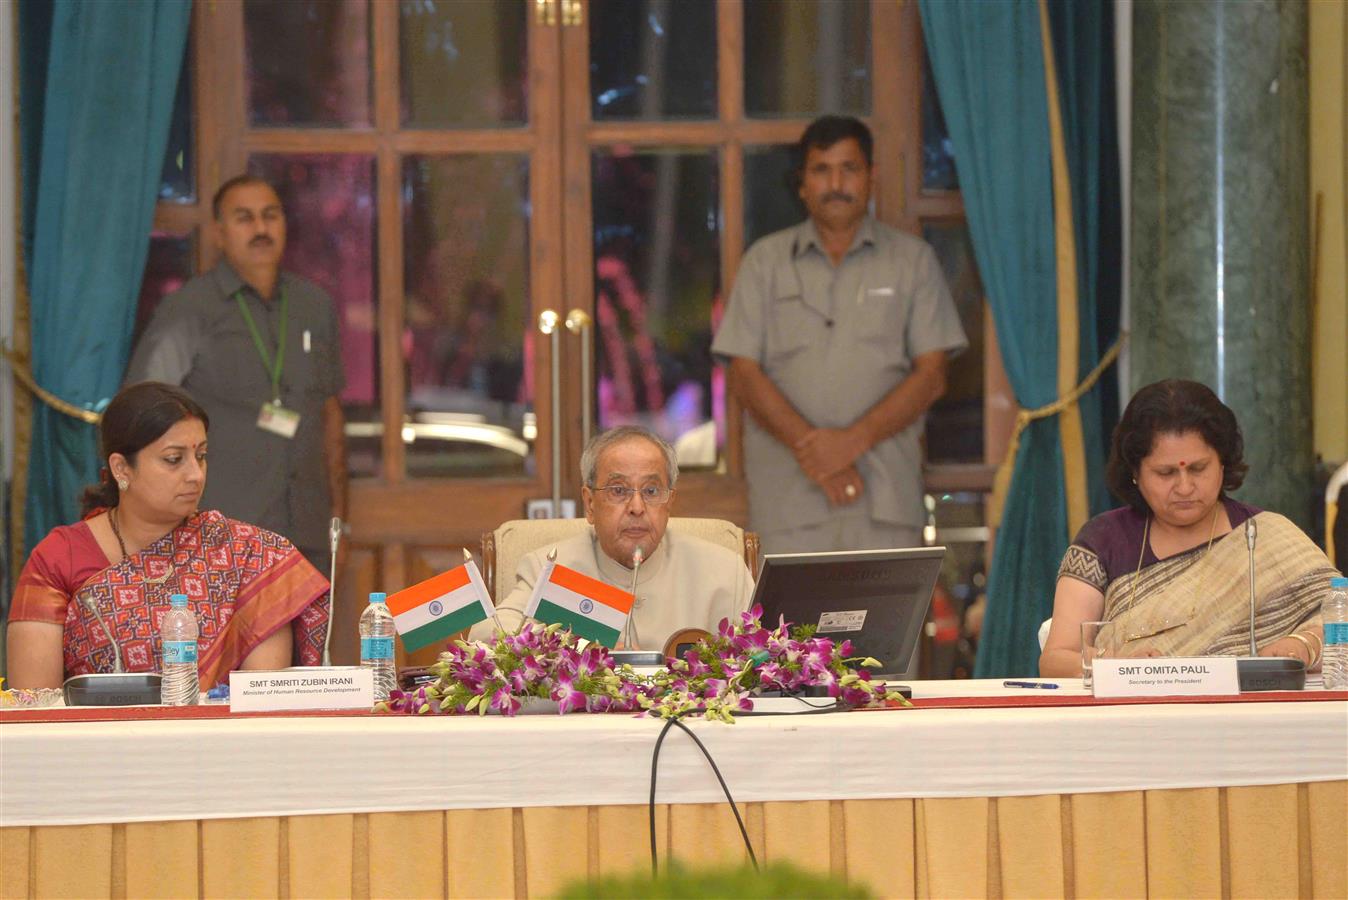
401,154,534,478
248,154,380,476
743,0,871,117
399,0,529,128
588,0,717,120
922,221,985,463
590,149,721,466
244,0,372,127
743,145,803,249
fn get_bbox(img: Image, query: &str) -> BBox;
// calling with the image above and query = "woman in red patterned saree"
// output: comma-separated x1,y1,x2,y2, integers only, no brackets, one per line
7,382,330,689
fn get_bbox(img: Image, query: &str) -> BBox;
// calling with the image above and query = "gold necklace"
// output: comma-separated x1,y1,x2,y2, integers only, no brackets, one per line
1124,504,1221,615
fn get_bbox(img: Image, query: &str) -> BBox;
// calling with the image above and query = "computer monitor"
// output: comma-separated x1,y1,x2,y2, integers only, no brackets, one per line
749,546,945,677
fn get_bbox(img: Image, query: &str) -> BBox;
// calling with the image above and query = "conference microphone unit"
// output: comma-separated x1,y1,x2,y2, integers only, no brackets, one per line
1235,518,1305,691
1236,657,1304,692
63,597,163,705
62,672,163,707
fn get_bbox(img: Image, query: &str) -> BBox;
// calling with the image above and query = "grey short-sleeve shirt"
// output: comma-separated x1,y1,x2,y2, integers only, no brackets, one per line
712,217,967,531
124,262,345,552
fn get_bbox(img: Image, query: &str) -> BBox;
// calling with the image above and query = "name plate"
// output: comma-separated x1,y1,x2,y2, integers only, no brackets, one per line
229,667,375,712
1092,657,1239,697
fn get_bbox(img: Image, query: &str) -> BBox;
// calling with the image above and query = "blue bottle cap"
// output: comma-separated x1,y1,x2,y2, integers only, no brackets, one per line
1331,577,1348,589
170,594,189,608
369,592,387,604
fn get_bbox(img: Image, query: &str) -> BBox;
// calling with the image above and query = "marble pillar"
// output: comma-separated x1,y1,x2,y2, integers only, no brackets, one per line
1131,0,1312,527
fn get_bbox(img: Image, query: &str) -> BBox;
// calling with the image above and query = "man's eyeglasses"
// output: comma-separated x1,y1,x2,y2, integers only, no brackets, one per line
593,484,673,506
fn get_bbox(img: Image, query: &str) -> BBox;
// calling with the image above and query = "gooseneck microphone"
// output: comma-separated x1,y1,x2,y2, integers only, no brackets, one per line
1233,516,1304,690
1246,519,1258,656
80,595,124,674
323,516,342,666
624,546,644,649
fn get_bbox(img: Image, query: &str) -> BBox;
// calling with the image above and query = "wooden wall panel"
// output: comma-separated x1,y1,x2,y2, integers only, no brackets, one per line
331,545,379,666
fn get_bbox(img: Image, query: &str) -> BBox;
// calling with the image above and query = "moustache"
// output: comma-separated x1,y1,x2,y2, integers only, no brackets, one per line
248,235,274,247
823,192,855,204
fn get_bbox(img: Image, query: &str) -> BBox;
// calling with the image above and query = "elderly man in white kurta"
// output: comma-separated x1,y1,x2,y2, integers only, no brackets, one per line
471,427,755,651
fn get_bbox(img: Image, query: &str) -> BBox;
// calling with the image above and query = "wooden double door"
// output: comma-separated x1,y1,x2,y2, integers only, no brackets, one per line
187,0,960,663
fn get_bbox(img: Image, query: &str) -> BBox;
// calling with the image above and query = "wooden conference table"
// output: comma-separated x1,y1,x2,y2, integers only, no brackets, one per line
2,680,1345,899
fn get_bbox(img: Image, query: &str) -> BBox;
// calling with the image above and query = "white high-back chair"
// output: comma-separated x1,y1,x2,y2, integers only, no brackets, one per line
481,517,760,604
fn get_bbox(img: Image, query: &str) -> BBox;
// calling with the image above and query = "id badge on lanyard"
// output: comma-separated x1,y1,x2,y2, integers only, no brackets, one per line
236,289,301,439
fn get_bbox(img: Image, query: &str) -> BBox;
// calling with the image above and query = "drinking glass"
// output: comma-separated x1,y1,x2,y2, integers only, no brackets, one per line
1081,620,1109,690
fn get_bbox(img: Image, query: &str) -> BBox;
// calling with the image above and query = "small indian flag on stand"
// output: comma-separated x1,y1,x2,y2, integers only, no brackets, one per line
524,560,634,647
386,561,495,652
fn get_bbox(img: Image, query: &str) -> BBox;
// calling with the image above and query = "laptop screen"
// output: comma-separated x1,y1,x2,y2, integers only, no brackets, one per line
749,546,945,677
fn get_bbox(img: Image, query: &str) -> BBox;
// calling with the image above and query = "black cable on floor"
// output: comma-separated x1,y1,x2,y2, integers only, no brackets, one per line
647,712,759,876
648,715,679,876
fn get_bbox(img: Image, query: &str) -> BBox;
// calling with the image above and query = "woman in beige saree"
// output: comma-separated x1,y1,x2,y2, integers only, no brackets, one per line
1040,380,1337,677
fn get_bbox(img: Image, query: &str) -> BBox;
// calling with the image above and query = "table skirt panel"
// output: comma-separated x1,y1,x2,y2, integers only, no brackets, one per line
124,820,196,899
762,800,832,874
369,810,442,899
602,803,668,882
842,798,915,899
996,794,1067,898
445,807,516,899
520,806,587,898
36,825,111,898
1069,790,1148,898
2,784,1345,899
1227,783,1300,898
202,817,279,898
1,827,31,900
666,802,748,870
287,815,354,900
1308,780,1348,898
1144,787,1223,897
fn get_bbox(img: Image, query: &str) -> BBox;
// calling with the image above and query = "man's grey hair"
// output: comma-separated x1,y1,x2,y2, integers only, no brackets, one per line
580,426,679,489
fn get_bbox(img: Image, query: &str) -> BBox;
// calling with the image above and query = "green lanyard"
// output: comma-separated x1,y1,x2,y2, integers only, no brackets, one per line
234,288,288,405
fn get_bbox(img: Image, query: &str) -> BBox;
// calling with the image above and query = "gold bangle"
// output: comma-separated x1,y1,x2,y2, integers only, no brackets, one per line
1284,632,1318,667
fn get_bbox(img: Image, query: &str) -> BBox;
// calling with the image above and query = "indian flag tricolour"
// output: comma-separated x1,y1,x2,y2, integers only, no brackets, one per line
386,561,496,652
524,560,634,647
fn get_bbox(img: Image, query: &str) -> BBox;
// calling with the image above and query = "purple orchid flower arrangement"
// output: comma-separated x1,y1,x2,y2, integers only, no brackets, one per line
377,605,909,722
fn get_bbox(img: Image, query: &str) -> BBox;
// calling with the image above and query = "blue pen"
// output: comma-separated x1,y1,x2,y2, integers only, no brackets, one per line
1003,680,1060,690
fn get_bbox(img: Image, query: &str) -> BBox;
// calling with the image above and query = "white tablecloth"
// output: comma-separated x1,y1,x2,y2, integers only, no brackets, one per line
3,680,1345,827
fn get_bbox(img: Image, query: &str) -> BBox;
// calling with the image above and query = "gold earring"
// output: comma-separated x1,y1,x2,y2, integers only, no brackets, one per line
117,478,129,492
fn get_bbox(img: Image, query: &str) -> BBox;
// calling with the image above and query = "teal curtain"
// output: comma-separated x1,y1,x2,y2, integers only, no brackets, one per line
20,0,191,554
1049,0,1122,508
919,0,1120,676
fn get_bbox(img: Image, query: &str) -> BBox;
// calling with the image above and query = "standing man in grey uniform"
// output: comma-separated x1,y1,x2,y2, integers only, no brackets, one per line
125,175,347,573
712,116,967,554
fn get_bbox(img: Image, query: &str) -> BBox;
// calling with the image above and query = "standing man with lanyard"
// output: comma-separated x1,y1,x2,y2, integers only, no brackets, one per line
125,175,347,574
713,116,967,555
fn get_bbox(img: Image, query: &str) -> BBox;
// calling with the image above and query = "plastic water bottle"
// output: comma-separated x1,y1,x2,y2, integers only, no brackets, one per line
360,592,397,701
1322,577,1348,690
161,593,200,706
